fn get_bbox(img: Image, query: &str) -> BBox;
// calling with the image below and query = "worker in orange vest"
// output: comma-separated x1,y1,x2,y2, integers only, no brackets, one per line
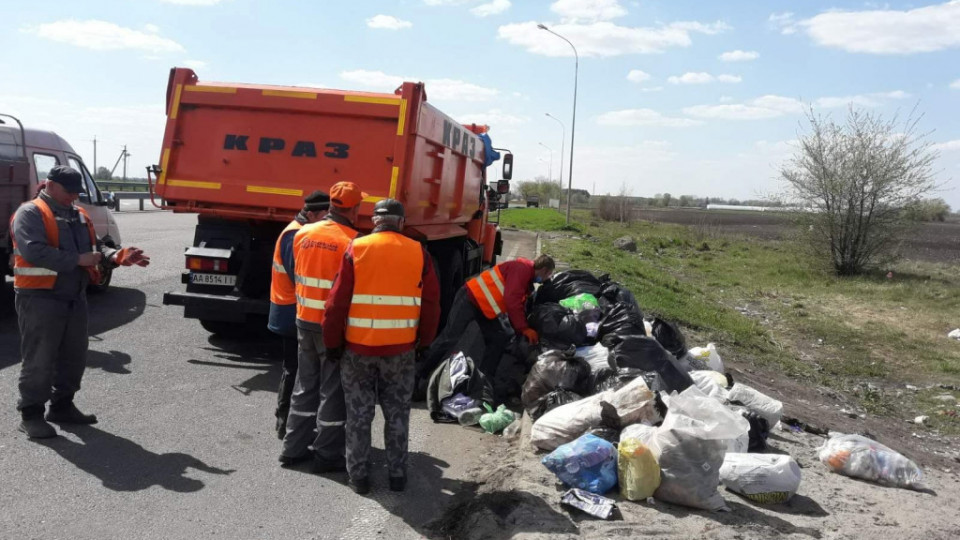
322,199,440,494
268,190,330,439
279,182,365,472
11,166,149,439
420,254,555,381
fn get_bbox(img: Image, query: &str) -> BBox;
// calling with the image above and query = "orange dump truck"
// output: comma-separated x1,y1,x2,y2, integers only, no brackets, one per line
152,68,512,336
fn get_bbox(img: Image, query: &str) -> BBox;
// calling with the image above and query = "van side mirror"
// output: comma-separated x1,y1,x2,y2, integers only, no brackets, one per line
78,192,90,203
496,180,510,194
502,153,513,180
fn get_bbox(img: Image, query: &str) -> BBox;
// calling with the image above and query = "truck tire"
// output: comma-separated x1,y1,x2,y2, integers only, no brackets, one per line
200,317,269,339
438,247,465,323
86,264,113,293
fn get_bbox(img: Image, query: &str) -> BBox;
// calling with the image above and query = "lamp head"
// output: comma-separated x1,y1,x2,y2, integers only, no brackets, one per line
537,23,548,30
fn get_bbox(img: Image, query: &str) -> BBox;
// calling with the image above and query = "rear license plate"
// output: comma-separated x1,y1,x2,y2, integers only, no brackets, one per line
190,273,236,286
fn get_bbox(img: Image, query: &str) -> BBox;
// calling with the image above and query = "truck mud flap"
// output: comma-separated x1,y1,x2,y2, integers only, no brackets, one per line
163,291,269,322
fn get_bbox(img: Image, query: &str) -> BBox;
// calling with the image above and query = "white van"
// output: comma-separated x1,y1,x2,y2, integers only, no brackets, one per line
1,116,122,291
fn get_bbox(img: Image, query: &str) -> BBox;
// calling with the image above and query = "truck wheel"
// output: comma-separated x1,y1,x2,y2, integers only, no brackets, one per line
439,248,464,323
87,265,113,293
200,317,269,339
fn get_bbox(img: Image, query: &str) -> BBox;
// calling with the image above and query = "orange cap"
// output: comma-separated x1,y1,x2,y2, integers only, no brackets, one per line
329,181,368,208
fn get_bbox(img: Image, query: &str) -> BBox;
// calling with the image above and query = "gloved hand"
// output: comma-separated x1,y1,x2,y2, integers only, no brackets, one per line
521,328,539,344
84,265,102,284
326,347,344,363
113,247,151,267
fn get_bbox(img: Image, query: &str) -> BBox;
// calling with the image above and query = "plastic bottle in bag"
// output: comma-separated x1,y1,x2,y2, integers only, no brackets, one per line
618,438,661,501
818,433,925,491
720,453,801,504
458,407,485,426
542,433,618,494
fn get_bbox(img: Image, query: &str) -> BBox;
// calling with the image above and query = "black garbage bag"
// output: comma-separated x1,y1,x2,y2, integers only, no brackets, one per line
602,334,693,393
521,349,590,418
533,270,607,305
577,306,604,326
651,318,688,359
597,302,646,338
528,303,588,349
529,388,583,421
742,410,770,452
590,366,645,394
599,281,642,314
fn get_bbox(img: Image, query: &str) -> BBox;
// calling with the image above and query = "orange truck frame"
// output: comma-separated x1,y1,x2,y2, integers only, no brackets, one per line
151,68,512,336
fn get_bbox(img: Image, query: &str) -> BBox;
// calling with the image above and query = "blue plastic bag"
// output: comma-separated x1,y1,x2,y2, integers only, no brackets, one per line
541,433,618,494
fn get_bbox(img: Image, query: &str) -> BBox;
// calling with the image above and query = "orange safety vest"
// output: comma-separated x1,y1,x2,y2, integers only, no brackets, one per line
11,197,97,290
465,265,506,319
345,231,424,347
293,219,358,325
269,219,303,306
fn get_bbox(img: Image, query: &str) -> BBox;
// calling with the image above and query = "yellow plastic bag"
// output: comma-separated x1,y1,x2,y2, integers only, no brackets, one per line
618,438,661,501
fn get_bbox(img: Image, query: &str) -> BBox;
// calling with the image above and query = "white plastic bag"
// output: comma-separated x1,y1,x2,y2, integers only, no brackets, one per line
645,386,750,511
726,383,783,427
818,433,925,491
720,453,801,504
531,376,659,451
689,370,729,400
726,431,749,453
620,423,657,443
575,344,610,373
949,328,960,340
688,343,724,373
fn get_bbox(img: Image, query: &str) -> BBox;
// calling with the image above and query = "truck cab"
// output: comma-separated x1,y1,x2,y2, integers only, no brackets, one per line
1,114,122,291
526,195,540,208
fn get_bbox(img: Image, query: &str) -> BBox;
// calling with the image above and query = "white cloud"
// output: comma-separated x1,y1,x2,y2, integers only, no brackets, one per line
814,90,910,108
798,2,960,54
640,86,663,93
951,79,960,89
719,96,734,103
25,19,185,53
933,140,960,152
683,90,909,121
424,0,469,4
366,14,413,30
471,0,511,17
339,69,498,101
159,0,224,4
183,59,207,70
667,72,741,84
143,24,160,34
597,108,702,127
626,69,651,83
498,20,730,57
458,108,528,126
719,50,759,62
768,12,797,35
550,0,627,22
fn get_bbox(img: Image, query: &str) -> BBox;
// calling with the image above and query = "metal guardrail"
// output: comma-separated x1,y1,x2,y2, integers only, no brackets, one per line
113,191,161,211
98,181,150,193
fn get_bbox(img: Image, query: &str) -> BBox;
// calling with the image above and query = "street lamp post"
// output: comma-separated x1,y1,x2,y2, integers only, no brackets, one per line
545,113,565,198
538,23,578,225
538,142,553,184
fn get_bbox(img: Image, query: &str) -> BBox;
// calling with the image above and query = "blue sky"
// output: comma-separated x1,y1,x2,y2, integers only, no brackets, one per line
2,0,959,208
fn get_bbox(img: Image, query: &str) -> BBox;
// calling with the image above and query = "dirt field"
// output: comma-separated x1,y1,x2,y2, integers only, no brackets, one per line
630,208,960,264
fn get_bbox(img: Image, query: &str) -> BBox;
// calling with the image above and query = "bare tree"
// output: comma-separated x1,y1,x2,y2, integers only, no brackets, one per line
782,107,938,275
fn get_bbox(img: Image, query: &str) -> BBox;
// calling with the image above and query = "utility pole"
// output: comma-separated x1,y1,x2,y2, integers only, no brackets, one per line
122,145,129,181
92,137,97,174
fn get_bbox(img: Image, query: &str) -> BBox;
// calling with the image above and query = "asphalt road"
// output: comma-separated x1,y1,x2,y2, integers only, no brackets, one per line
0,210,538,540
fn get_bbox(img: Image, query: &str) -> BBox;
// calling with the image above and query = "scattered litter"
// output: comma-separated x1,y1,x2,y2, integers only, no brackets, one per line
720,453,802,504
479,403,515,434
912,415,929,425
933,394,957,403
542,433,618,494
818,433,926,491
502,418,522,439
560,488,617,520
948,328,960,340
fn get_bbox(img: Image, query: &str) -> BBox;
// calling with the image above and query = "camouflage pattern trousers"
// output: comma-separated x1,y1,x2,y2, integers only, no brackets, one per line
341,349,416,480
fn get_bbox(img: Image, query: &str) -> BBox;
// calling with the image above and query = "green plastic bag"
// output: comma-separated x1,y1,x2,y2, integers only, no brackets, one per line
559,293,599,313
479,403,516,434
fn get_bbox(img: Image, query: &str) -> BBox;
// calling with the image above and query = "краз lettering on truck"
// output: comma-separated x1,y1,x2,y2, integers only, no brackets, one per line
150,68,513,337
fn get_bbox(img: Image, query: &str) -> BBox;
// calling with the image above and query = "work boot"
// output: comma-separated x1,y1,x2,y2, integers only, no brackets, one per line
46,402,97,425
349,476,370,495
18,408,57,439
278,453,311,468
313,456,346,474
389,475,407,492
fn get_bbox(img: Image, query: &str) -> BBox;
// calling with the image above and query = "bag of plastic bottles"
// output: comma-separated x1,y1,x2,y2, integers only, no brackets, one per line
818,433,926,491
542,433,618,494
720,453,802,503
618,438,661,501
479,403,516,434
726,383,783,427
560,293,600,313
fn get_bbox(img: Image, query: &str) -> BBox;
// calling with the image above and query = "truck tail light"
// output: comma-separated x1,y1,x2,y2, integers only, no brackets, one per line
186,256,229,273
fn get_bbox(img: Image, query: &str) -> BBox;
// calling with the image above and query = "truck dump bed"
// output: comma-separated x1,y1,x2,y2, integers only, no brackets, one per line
155,68,490,239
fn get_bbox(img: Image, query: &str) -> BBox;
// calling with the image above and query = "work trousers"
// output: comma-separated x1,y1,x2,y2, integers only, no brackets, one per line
341,349,415,480
275,336,298,426
281,327,346,463
422,287,509,380
16,293,89,414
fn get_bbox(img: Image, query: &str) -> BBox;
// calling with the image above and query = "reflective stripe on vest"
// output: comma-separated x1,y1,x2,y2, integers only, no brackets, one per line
293,219,358,325
269,220,303,306
345,231,424,347
11,198,96,290
465,265,506,319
